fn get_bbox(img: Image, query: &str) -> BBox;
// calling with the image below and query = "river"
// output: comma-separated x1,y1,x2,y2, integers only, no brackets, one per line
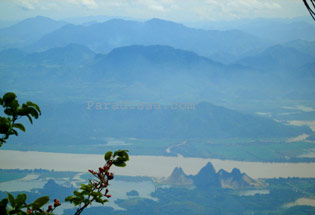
1,150,315,179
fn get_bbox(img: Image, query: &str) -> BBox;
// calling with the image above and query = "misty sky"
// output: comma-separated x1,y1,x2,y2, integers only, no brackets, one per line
0,0,310,22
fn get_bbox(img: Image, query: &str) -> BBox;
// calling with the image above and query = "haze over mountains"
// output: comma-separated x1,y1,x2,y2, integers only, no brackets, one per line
1,43,314,103
0,16,66,50
0,16,314,148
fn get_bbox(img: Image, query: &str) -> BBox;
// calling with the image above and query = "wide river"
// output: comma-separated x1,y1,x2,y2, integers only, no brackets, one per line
1,150,315,178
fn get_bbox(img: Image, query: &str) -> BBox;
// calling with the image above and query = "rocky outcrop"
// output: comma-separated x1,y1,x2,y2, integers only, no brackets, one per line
218,168,260,189
193,162,221,188
161,162,263,189
162,167,193,186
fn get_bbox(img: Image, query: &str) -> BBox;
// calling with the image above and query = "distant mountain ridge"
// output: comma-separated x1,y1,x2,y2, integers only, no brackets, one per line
79,101,311,139
28,17,268,60
238,45,315,71
0,16,67,50
1,43,314,106
160,162,263,189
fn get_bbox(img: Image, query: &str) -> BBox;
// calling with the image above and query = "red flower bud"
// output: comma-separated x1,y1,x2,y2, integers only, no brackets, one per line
54,199,61,207
47,205,53,212
108,173,114,180
106,194,111,198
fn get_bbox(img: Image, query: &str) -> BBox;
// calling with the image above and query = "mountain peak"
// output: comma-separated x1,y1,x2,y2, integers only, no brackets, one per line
162,166,193,186
218,168,262,189
193,162,220,188
18,16,65,26
172,167,185,175
105,45,215,66
146,18,185,29
231,168,242,176
203,162,217,174
147,18,178,24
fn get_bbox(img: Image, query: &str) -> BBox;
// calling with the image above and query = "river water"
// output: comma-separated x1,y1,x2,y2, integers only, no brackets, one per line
1,150,315,179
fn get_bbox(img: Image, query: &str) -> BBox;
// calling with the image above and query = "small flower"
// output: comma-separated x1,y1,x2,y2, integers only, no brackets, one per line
104,165,109,171
47,205,53,212
108,173,114,180
54,199,61,207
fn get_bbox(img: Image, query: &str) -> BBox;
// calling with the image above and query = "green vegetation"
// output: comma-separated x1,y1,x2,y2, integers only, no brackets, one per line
0,170,28,183
171,138,315,162
1,168,315,215
64,178,315,215
0,92,130,215
0,92,41,147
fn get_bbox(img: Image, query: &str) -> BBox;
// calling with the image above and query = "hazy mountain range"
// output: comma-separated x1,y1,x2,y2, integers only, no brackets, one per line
0,16,314,147
0,16,66,50
1,43,314,103
193,17,315,43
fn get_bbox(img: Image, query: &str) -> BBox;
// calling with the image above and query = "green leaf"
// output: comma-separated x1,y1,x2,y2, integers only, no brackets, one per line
26,102,41,115
8,208,25,214
7,193,15,208
26,115,33,124
0,117,10,134
11,129,18,136
0,198,8,215
28,107,39,119
3,93,16,104
12,124,25,132
92,192,102,197
104,151,112,161
118,150,129,162
8,100,19,109
74,191,84,197
113,158,126,167
113,150,129,162
81,184,93,191
15,194,27,209
32,196,49,209
65,196,76,202
4,109,14,116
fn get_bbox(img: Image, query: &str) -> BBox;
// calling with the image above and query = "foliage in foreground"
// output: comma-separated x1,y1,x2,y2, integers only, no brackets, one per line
0,92,41,147
0,92,129,214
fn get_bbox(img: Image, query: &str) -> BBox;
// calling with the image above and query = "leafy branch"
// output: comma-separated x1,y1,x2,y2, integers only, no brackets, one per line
0,194,60,215
0,92,41,147
66,150,129,215
0,92,130,214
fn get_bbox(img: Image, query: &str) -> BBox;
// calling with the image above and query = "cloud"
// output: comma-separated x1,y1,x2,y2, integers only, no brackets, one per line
4,0,307,22
149,4,166,12
65,0,98,9
17,0,38,10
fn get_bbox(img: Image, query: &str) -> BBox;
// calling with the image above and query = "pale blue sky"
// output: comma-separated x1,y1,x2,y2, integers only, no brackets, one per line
0,0,309,22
